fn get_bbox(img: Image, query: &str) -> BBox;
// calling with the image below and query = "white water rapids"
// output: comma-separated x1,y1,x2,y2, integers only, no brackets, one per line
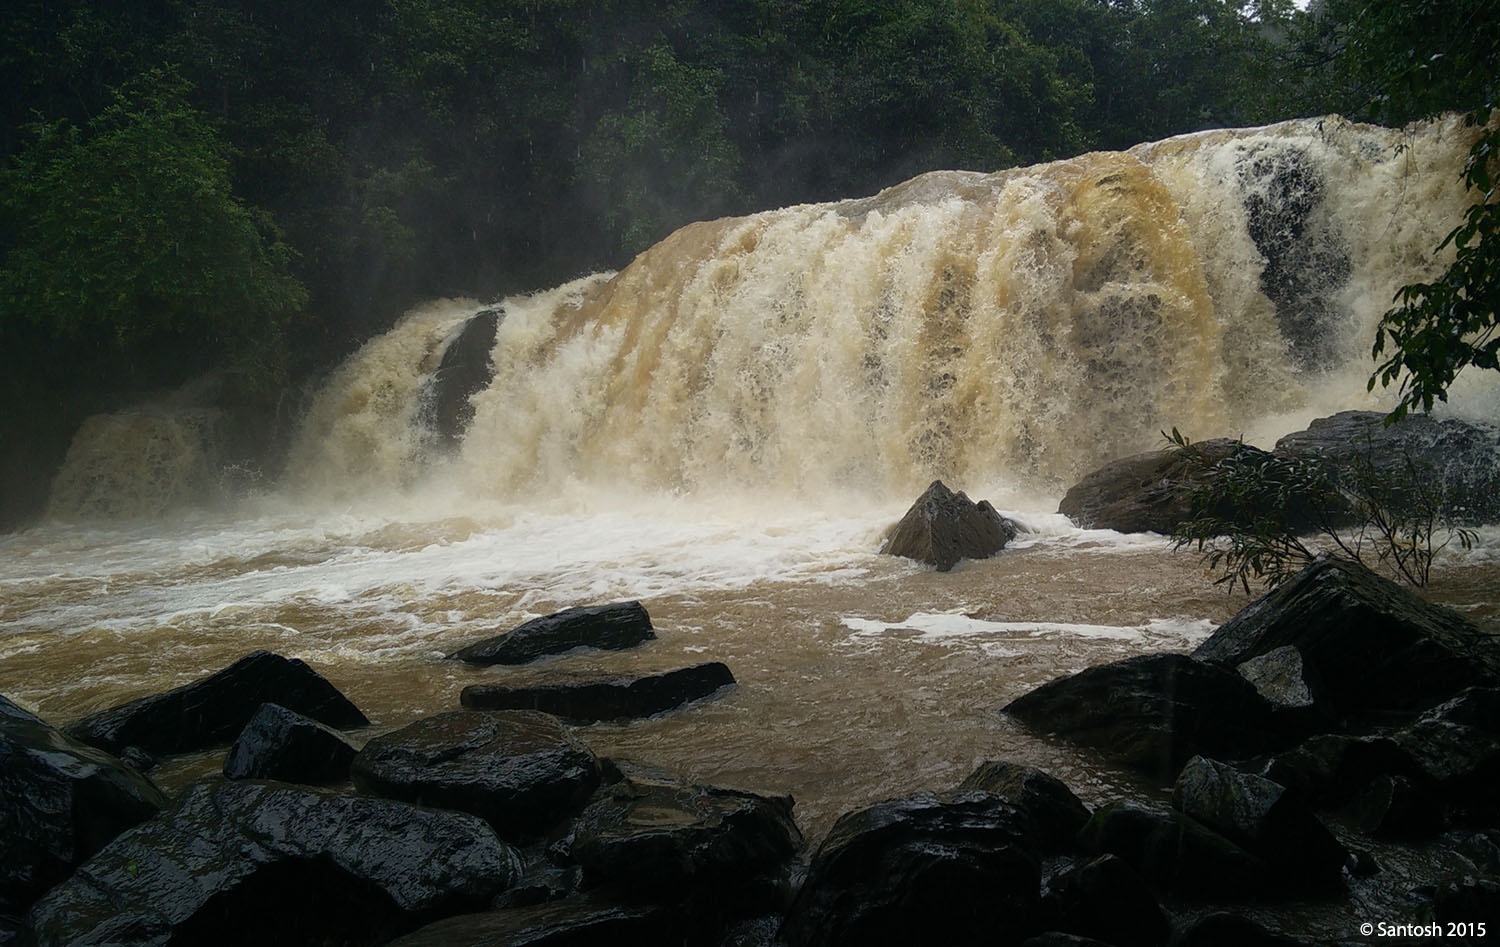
5,115,1498,837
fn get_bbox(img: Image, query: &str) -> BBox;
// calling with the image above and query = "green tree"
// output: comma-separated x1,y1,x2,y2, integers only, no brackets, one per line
0,69,306,390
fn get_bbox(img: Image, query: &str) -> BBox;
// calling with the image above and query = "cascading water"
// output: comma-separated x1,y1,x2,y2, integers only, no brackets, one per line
280,114,1481,510
9,116,1498,843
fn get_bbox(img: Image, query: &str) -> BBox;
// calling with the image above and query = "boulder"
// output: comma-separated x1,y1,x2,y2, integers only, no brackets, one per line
879,480,1018,571
568,771,803,894
1003,653,1287,782
222,702,358,784
1018,936,1117,947
350,710,601,841
1192,558,1500,721
1254,733,1422,808
23,779,522,947
425,307,503,445
0,695,167,920
1236,645,1322,713
1170,756,1346,893
460,662,735,722
1459,829,1500,874
66,650,368,757
1076,799,1270,900
953,761,1092,852
1057,438,1261,534
1347,773,1444,837
781,792,1041,947
450,602,656,666
1037,854,1168,947
1389,687,1500,812
384,901,676,947
1170,912,1321,947
1274,410,1500,524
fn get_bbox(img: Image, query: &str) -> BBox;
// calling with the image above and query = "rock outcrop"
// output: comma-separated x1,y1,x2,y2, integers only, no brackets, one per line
425,307,503,445
880,480,1018,571
450,601,656,666
66,650,368,757
1057,438,1259,534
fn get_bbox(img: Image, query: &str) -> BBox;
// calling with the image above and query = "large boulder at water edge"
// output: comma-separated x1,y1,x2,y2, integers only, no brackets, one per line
1170,755,1346,893
221,702,358,784
1192,558,1500,722
425,307,504,445
1076,799,1272,900
1273,410,1500,523
781,792,1041,947
350,710,601,842
450,601,656,665
954,761,1092,852
0,695,167,923
1003,653,1287,782
65,650,368,758
385,901,676,947
567,769,803,900
879,479,1018,571
22,779,521,947
460,662,736,721
1057,437,1262,534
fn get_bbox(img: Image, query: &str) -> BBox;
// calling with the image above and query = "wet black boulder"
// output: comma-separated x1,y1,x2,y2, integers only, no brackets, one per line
1076,798,1270,900
22,779,522,947
1037,854,1168,947
222,701,358,784
879,479,1018,571
450,602,656,666
1003,653,1287,782
385,900,676,947
1057,438,1267,534
460,662,735,722
1193,558,1500,722
65,650,368,757
954,760,1092,852
350,710,602,841
782,791,1041,947
1170,755,1346,893
0,695,167,921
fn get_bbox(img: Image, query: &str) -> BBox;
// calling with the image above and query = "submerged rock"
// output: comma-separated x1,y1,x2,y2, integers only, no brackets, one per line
350,710,601,841
1003,653,1286,781
1193,558,1500,721
23,779,521,947
385,901,676,947
66,650,368,757
450,601,656,666
0,695,167,921
1274,410,1500,524
460,662,736,722
782,792,1040,947
1057,438,1259,534
222,702,358,785
879,479,1017,571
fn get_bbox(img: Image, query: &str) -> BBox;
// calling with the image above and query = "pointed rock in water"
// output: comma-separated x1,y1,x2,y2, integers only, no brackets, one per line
65,650,368,757
350,710,602,842
460,662,735,722
22,779,521,947
1192,558,1500,720
426,307,503,445
782,791,1040,947
449,601,655,665
1003,653,1287,782
0,695,167,922
222,702,358,785
880,479,1017,571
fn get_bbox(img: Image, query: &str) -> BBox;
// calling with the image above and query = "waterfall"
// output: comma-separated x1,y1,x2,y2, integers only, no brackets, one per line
53,115,1487,517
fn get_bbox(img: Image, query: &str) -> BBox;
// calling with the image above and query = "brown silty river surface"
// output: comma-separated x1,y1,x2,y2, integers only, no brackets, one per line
3,502,1496,842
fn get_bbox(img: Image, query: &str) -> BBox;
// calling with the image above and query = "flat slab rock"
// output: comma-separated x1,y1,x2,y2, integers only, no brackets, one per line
880,479,1017,571
450,601,656,665
351,710,601,841
65,650,368,757
460,662,736,722
1193,557,1500,719
23,779,521,947
1,695,167,920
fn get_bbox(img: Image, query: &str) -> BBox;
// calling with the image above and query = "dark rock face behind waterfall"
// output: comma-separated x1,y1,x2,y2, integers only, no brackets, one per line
424,307,503,446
